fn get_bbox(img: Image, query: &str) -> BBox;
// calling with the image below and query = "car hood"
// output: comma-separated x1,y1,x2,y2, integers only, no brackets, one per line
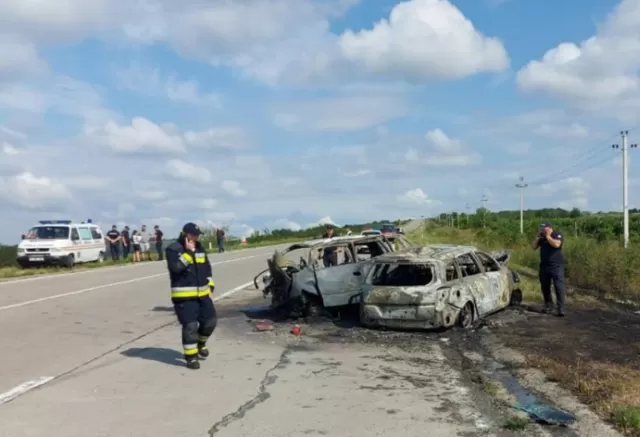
362,285,439,306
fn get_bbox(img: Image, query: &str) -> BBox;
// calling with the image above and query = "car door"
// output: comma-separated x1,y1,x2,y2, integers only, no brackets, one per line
313,243,372,307
455,253,494,317
474,251,510,309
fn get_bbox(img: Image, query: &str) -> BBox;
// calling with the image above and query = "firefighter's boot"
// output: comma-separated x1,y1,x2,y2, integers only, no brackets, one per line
185,357,200,370
198,343,209,359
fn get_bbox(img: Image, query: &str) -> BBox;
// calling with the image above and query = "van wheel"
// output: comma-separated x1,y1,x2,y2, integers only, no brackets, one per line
97,252,105,263
65,254,75,268
457,302,475,329
17,261,30,269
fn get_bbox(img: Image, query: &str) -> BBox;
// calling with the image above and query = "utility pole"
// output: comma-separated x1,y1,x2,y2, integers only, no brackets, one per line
613,131,637,248
515,177,528,234
465,202,470,226
481,194,488,228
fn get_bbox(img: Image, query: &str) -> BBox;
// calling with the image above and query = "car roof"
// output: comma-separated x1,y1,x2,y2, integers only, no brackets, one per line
287,234,386,250
372,243,479,264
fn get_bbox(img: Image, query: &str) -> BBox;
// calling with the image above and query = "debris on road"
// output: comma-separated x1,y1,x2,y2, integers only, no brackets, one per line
291,324,301,336
253,321,274,332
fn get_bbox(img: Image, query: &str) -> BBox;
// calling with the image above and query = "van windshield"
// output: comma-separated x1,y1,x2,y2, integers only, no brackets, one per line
26,226,69,240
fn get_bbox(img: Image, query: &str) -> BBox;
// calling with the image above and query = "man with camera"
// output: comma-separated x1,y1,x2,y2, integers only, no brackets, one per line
532,222,566,316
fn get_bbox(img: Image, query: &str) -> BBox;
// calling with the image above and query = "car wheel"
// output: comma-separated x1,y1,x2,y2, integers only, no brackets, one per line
457,302,475,329
65,254,75,268
97,251,105,263
509,289,523,306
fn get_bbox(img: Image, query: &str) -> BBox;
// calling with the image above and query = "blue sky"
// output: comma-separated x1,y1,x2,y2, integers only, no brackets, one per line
1,0,639,243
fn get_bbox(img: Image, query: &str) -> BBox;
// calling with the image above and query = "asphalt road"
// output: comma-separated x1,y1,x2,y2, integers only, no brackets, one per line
0,242,505,437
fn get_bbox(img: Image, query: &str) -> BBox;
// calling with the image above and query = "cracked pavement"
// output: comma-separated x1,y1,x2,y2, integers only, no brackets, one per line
0,245,516,437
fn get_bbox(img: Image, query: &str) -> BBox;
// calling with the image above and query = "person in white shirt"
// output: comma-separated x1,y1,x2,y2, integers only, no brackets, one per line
132,230,142,263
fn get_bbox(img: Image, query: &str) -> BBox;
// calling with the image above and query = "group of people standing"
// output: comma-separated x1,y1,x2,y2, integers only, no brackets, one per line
105,224,164,262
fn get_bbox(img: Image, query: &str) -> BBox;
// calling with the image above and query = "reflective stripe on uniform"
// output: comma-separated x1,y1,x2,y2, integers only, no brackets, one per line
207,278,215,287
198,336,209,343
195,252,207,263
183,343,198,355
180,253,193,265
171,286,211,298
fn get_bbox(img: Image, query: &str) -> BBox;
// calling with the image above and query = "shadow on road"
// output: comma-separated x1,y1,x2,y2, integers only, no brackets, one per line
121,347,184,367
151,306,175,312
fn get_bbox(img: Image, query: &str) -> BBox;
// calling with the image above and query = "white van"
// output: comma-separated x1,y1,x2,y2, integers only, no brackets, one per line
16,220,106,268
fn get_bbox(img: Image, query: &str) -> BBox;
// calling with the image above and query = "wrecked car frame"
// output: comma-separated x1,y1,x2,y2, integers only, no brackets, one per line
359,244,522,330
253,235,404,318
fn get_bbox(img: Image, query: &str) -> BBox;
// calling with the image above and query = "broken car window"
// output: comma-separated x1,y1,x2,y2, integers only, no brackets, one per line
474,252,501,273
445,262,459,281
370,263,434,287
455,253,482,277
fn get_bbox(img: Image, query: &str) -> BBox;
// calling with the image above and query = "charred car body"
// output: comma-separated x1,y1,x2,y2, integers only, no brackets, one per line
254,235,414,318
359,244,522,330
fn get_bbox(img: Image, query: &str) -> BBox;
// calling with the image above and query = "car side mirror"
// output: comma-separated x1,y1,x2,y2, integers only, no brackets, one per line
353,271,361,276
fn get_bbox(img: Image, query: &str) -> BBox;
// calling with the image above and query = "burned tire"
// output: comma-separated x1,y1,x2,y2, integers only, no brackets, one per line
509,289,523,306
457,302,475,329
301,292,324,318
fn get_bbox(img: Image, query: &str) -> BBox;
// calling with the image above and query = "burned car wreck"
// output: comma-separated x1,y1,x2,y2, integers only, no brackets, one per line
253,235,412,318
359,244,522,330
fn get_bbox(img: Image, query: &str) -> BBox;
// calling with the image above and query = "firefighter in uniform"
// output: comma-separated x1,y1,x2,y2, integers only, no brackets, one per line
165,222,217,370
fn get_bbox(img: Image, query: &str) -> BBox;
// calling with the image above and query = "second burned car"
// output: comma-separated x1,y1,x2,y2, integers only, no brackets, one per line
359,244,522,330
253,234,412,318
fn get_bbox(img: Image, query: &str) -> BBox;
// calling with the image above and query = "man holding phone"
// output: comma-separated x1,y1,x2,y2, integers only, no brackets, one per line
532,222,566,316
165,222,217,370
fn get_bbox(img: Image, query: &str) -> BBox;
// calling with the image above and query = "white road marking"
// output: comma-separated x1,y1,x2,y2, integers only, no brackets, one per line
0,253,271,312
0,245,279,286
0,377,54,405
212,280,254,302
0,279,260,405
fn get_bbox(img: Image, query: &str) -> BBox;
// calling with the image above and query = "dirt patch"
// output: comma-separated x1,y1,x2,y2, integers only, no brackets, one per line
491,292,640,436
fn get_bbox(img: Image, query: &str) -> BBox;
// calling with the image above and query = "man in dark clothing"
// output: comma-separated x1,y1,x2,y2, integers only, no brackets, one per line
216,227,225,253
120,226,130,259
154,225,164,260
321,225,338,267
106,225,121,261
532,221,566,316
165,223,217,370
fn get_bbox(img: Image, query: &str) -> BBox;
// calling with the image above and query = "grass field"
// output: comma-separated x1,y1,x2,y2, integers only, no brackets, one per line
408,223,640,436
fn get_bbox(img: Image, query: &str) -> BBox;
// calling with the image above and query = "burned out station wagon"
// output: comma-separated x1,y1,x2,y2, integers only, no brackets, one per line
359,244,522,330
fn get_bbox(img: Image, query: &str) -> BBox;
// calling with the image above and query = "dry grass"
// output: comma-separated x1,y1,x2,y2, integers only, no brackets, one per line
409,224,640,436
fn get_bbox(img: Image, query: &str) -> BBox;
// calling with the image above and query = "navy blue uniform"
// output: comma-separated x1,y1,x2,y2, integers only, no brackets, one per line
537,229,566,313
165,238,216,365
106,229,120,261
322,232,338,267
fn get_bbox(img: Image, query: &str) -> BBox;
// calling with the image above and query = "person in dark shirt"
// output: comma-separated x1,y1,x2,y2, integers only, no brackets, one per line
120,226,130,260
321,225,338,267
154,225,164,260
106,225,121,261
216,227,225,253
532,222,565,316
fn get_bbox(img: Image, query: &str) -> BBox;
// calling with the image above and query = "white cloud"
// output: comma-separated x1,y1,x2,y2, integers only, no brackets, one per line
2,142,19,155
165,159,212,183
405,128,481,167
516,0,640,114
397,188,434,205
273,94,410,132
114,62,221,106
0,172,71,210
0,35,47,81
85,117,186,154
337,0,509,80
221,180,247,197
533,123,589,139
